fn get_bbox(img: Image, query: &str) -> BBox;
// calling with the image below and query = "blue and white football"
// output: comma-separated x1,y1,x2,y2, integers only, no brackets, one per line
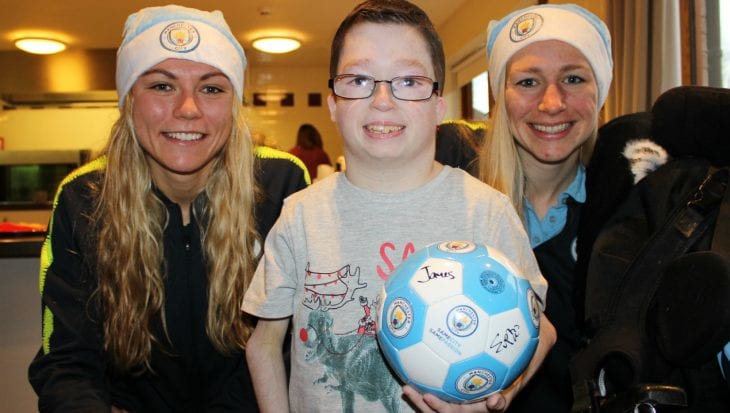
376,241,540,403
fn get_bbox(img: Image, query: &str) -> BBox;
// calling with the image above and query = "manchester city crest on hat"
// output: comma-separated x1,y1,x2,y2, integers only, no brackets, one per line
510,12,543,43
160,21,200,53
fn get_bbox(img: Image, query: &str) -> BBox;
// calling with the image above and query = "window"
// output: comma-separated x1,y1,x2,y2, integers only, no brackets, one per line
471,71,489,119
707,0,730,86
688,0,730,87
460,71,490,120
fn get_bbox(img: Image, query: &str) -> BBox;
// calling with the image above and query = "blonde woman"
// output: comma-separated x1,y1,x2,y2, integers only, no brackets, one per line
478,4,613,412
28,5,306,411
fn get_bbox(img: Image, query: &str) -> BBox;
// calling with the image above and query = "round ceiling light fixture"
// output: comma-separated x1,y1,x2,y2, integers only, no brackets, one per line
252,37,301,54
15,37,67,55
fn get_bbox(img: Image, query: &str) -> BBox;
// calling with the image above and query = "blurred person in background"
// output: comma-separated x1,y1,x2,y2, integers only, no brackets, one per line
289,123,332,180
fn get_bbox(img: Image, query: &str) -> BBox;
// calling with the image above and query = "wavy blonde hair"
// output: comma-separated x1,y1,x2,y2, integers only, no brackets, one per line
94,96,258,371
478,83,597,221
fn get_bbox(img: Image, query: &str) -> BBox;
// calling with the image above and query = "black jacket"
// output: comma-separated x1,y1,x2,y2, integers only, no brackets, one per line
29,148,308,412
508,200,582,413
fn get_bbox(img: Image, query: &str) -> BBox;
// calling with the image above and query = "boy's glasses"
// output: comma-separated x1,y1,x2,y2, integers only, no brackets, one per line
329,74,439,101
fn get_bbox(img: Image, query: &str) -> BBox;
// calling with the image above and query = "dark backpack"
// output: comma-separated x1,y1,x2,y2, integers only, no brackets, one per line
570,86,730,413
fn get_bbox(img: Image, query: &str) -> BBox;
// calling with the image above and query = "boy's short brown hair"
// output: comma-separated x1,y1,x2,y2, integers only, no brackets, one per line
329,0,445,94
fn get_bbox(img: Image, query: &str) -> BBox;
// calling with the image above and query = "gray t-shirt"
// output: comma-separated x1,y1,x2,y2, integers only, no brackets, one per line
243,165,547,413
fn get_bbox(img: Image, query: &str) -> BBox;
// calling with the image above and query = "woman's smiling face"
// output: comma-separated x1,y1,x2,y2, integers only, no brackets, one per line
505,39,598,165
131,58,234,187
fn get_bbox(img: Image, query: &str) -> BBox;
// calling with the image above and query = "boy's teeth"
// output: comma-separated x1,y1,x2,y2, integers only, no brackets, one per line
532,123,570,133
367,125,403,133
167,132,203,141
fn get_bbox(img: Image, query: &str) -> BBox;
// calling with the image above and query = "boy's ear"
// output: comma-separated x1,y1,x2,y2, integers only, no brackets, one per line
435,95,447,124
327,93,337,122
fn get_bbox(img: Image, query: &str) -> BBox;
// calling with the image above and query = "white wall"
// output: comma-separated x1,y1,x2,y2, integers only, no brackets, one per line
246,65,342,159
0,106,115,153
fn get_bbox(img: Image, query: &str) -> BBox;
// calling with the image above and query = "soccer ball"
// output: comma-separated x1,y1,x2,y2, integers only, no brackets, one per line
375,241,541,403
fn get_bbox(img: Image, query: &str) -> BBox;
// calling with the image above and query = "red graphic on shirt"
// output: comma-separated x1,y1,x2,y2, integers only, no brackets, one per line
303,263,366,311
376,242,416,280
357,296,376,336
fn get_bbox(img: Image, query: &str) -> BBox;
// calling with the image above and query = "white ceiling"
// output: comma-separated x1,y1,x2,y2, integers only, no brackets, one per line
0,0,467,68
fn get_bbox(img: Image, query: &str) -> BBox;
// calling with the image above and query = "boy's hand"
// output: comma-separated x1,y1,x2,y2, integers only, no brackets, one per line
403,385,508,412
402,313,556,412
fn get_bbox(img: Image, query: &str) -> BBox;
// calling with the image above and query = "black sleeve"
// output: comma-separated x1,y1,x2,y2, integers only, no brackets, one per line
208,355,259,412
28,181,112,412
254,154,309,240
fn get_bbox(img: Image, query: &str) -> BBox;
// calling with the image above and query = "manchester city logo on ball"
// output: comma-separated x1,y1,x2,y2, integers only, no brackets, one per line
386,298,413,338
456,368,496,396
447,305,478,337
438,240,476,254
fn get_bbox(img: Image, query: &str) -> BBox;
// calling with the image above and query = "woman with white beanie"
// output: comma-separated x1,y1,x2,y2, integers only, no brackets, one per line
478,4,613,412
26,5,306,411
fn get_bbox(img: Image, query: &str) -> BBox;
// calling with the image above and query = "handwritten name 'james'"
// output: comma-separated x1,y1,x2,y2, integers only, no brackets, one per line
416,265,455,283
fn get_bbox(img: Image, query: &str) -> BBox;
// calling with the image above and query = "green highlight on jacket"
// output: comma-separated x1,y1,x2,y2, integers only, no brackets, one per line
40,156,107,354
255,145,312,185
441,119,487,132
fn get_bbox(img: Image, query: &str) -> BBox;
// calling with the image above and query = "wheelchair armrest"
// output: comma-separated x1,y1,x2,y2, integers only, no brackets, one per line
572,382,688,413
599,384,688,413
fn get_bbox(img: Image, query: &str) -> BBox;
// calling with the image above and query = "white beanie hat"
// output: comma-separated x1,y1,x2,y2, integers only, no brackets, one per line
486,4,613,108
116,5,246,108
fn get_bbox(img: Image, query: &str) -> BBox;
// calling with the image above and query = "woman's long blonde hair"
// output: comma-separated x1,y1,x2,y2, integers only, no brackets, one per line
478,82,597,221
94,96,258,371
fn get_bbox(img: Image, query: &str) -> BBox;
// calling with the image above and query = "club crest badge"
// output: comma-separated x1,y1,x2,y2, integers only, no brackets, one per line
447,305,478,337
387,298,413,338
456,368,496,395
160,21,200,53
438,241,476,254
510,13,543,43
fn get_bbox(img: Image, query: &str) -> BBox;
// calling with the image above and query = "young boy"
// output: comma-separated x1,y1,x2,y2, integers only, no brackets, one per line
243,1,555,411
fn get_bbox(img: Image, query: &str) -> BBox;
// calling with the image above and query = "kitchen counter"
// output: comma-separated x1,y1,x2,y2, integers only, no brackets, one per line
0,234,44,258
1,256,42,411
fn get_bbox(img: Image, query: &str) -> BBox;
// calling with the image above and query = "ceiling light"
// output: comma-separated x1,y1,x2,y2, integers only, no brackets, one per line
258,92,286,102
252,37,301,54
15,38,67,55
